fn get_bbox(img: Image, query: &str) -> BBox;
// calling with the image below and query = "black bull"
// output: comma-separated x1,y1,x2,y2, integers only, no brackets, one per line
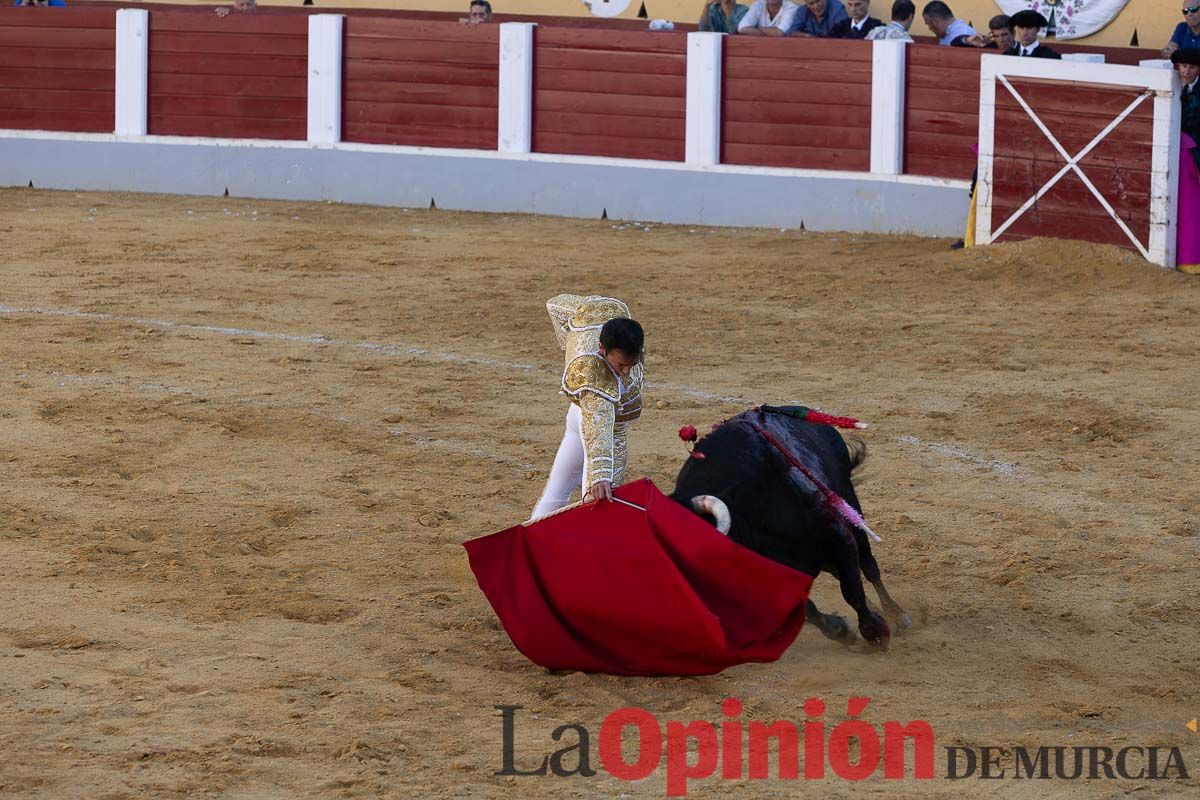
669,407,911,647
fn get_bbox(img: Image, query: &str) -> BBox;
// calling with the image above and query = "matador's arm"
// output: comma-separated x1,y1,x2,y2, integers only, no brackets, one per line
577,390,617,489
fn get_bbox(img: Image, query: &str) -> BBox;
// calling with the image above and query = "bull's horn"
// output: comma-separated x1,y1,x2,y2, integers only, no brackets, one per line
691,495,730,535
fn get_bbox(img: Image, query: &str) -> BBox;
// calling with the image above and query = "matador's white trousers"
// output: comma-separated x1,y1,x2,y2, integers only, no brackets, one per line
531,404,587,520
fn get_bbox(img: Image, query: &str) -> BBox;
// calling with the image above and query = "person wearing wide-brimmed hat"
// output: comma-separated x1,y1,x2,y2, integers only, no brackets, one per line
1005,9,1060,59
1174,48,1200,154
1171,48,1200,273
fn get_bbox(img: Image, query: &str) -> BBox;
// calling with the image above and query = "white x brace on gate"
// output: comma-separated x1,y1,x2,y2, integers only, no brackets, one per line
975,55,1182,268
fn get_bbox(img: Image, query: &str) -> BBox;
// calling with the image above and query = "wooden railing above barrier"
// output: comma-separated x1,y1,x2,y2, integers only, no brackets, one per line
532,26,686,162
905,44,982,181
343,17,498,150
0,7,115,134
722,36,872,171
147,11,307,139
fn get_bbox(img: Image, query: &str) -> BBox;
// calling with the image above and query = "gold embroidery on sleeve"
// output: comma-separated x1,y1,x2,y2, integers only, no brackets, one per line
577,391,616,487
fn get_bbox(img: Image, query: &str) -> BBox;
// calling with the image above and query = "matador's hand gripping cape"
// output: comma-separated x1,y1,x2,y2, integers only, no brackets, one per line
546,294,643,488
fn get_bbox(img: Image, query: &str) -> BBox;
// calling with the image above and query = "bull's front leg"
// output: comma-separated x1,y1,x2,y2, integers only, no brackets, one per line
804,599,857,644
829,526,890,647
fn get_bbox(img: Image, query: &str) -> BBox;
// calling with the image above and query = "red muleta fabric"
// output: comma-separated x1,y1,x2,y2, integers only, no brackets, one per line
463,479,815,676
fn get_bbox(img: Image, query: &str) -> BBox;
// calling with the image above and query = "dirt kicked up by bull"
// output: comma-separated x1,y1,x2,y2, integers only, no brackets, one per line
671,405,913,649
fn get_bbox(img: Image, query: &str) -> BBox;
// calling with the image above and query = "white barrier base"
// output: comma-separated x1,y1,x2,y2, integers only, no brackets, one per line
0,132,970,237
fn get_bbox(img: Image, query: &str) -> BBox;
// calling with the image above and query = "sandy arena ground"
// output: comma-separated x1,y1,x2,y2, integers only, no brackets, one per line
0,187,1197,799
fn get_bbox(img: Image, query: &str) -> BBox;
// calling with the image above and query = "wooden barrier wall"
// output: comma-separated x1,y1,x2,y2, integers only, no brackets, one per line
343,18,498,150
147,11,307,139
532,27,686,162
721,37,871,171
0,7,115,134
905,45,982,181
991,78,1153,251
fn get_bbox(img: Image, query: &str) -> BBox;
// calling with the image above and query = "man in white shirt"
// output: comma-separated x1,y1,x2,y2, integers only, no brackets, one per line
865,0,914,41
738,0,799,35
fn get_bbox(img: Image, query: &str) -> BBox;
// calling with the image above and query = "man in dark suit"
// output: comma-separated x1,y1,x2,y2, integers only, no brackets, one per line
1006,10,1061,58
832,0,883,38
1173,48,1200,167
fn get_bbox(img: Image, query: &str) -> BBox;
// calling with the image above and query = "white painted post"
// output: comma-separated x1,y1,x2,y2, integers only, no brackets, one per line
307,14,344,145
1139,59,1173,70
498,23,535,154
1149,75,1181,268
685,32,723,166
114,9,149,137
869,39,906,175
1062,53,1104,64
973,54,999,246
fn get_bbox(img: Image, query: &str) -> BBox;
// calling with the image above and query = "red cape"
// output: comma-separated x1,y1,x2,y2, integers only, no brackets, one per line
463,479,815,676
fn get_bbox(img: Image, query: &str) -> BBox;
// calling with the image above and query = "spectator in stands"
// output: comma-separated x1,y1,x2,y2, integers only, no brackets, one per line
699,0,750,33
921,2,977,46
833,0,882,39
738,0,799,36
1164,5,1200,59
865,0,915,41
461,0,492,23
790,0,850,38
1006,10,1060,58
14,0,67,5
215,0,255,16
983,14,1014,51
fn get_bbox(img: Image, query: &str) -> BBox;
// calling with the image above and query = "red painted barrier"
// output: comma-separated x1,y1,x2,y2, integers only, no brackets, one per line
905,44,983,181
147,11,306,139
343,18,498,149
532,26,686,162
0,7,115,133
722,37,872,171
990,77,1154,252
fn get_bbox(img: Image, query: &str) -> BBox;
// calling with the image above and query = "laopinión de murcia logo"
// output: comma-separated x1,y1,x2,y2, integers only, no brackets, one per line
496,699,1192,796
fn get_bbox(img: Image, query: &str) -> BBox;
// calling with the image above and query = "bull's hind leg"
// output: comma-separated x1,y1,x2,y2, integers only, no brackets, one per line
804,599,857,644
829,528,890,647
850,531,913,633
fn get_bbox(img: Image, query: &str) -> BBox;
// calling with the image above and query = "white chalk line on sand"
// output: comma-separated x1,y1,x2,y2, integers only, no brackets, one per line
1,302,1019,478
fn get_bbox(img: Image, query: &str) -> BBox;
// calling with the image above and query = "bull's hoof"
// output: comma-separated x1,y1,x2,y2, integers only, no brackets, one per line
860,615,891,649
817,614,857,645
865,634,890,650
896,613,913,632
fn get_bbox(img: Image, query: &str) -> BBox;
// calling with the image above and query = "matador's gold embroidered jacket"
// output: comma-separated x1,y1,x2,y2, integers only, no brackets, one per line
547,294,643,489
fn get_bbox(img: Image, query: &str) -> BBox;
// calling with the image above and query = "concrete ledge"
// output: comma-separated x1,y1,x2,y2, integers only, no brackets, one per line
0,132,970,237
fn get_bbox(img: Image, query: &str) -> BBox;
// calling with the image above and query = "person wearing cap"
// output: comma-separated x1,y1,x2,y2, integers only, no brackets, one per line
1164,5,1200,59
1171,48,1200,272
1005,9,1061,59
1174,48,1200,165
